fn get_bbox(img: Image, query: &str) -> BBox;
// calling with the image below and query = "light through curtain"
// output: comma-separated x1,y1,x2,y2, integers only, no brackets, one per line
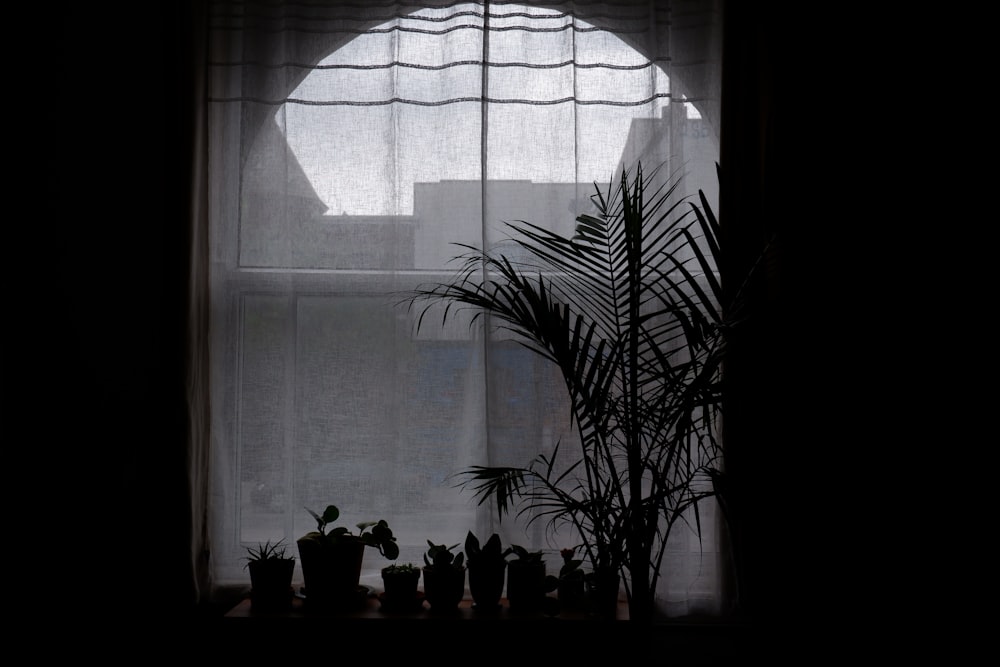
204,0,723,617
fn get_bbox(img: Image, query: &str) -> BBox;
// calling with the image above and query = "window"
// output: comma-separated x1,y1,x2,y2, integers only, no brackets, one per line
205,0,723,617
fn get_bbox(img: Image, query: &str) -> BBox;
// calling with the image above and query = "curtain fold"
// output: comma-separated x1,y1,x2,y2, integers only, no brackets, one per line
195,0,724,617
188,0,213,607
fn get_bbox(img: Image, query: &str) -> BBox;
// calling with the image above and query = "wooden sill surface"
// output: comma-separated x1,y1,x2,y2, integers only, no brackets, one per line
224,594,629,621
217,594,751,661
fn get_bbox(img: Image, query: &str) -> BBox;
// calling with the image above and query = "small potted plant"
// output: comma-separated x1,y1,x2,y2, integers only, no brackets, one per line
243,539,296,612
421,541,466,613
464,531,512,611
506,545,555,613
553,547,586,611
296,504,399,610
379,563,422,613
585,565,621,618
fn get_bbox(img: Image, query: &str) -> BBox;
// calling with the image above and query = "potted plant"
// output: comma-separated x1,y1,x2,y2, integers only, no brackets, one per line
296,504,400,610
379,563,423,613
505,545,554,613
464,531,512,611
403,162,761,624
421,541,466,613
553,547,587,612
243,539,296,612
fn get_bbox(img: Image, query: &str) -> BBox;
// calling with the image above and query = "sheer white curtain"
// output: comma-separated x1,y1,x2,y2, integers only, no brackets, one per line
202,0,723,617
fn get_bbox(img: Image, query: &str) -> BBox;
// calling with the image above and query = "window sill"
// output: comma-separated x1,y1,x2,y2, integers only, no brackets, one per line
216,594,751,660
224,594,629,621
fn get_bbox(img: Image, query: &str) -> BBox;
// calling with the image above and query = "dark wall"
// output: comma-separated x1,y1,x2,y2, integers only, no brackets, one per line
718,1,867,632
57,0,852,635
60,1,196,620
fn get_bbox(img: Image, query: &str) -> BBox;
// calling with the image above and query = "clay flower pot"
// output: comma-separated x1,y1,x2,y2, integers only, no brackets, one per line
248,557,296,612
380,564,423,612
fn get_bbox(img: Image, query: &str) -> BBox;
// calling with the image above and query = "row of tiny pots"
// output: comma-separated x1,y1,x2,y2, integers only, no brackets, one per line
383,532,619,617
380,535,553,614
243,504,621,617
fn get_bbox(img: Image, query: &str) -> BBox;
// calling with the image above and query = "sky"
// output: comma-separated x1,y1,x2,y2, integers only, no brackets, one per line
273,3,685,216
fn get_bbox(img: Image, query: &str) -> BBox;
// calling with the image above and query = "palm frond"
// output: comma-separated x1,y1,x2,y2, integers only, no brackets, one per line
455,466,533,521
397,161,760,624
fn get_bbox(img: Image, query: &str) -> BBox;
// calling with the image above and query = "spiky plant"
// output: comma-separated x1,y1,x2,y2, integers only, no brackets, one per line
242,539,292,568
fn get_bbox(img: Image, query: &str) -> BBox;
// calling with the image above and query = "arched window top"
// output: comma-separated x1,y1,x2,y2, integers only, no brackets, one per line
278,2,679,217
216,1,720,268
